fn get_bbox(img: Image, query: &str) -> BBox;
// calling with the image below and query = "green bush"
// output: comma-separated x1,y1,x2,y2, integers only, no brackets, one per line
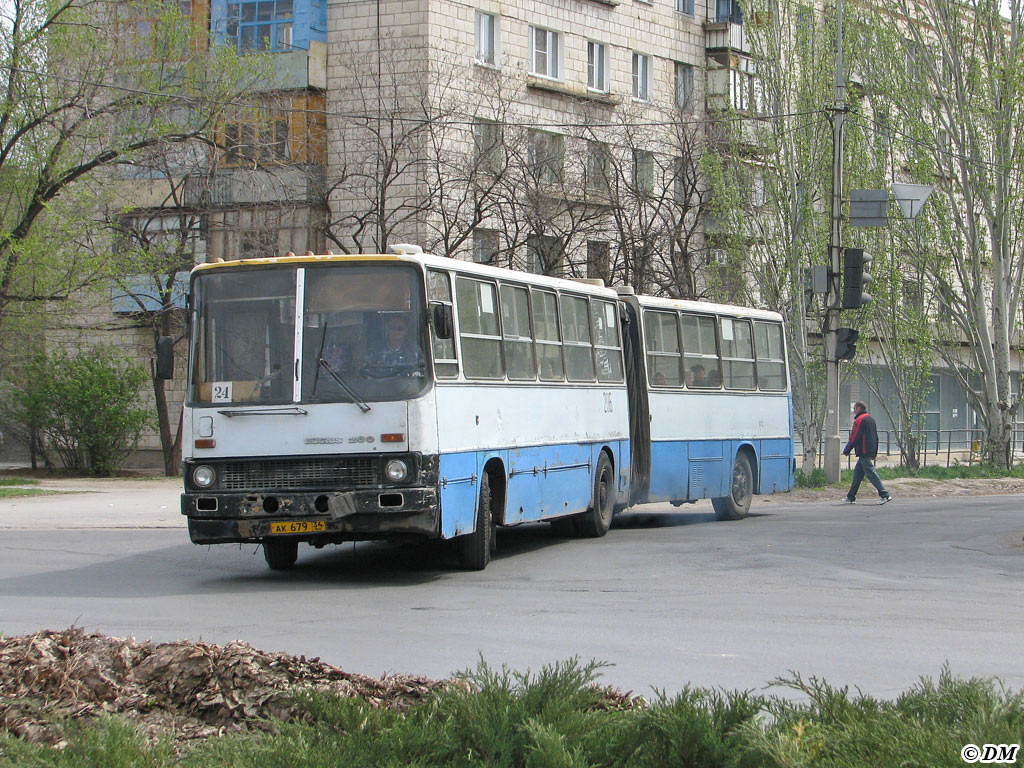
795,468,828,488
6,347,152,476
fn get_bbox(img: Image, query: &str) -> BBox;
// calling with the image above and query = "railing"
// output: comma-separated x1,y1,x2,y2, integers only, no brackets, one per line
796,428,1024,470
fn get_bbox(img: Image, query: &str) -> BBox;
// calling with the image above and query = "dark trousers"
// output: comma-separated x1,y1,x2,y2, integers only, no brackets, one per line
847,455,888,500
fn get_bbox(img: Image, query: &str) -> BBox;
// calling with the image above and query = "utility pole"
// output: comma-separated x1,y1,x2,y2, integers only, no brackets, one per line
824,0,847,484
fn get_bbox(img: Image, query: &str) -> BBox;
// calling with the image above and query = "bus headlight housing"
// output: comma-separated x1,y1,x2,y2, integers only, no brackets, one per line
385,459,409,483
193,465,216,488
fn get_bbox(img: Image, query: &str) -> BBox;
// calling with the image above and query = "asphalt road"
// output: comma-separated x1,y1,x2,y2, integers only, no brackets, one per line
2,480,1023,699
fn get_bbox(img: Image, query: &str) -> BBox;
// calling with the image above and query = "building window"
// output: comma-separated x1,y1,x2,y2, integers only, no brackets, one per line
633,149,654,194
475,11,497,65
227,0,294,53
674,62,693,109
586,141,611,194
222,110,290,165
674,156,696,203
675,0,695,14
529,130,564,185
715,0,743,24
473,228,499,264
473,118,503,173
527,235,563,276
587,41,607,92
587,241,610,282
632,52,650,101
730,67,754,111
529,26,560,79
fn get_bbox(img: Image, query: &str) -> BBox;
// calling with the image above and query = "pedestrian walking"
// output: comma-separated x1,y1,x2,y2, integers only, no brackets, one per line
841,401,892,504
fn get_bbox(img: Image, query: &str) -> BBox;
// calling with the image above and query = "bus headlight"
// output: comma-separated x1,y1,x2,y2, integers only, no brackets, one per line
193,465,216,488
385,459,409,483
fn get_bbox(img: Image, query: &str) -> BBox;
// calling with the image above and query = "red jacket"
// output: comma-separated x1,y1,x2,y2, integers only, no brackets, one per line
844,412,879,458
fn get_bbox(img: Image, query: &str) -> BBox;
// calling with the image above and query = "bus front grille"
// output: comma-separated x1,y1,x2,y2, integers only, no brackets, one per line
218,458,378,491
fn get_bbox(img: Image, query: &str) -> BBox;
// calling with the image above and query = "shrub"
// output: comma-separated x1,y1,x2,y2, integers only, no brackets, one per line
6,347,152,475
795,468,828,488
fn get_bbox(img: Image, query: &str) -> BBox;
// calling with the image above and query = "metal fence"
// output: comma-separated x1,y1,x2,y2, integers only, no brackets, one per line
796,428,1024,470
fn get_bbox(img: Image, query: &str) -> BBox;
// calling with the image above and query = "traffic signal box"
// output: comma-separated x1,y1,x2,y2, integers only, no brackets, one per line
835,327,859,360
842,248,873,309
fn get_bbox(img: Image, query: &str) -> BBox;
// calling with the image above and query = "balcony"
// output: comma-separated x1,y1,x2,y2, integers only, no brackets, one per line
704,19,748,54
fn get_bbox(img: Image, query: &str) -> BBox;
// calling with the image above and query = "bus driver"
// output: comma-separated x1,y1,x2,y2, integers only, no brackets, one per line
363,313,424,377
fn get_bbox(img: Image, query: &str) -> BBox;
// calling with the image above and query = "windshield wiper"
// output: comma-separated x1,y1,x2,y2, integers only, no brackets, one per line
317,357,372,413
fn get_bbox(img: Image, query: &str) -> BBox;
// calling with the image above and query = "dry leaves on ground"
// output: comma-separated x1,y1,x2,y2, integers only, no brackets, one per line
0,627,447,746
0,628,643,748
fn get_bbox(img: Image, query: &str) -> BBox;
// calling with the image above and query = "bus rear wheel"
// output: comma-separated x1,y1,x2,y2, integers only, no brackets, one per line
263,539,298,570
712,452,753,521
577,452,614,538
458,472,493,570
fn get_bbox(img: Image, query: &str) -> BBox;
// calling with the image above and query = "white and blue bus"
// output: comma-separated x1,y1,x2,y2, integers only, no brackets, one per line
175,246,793,570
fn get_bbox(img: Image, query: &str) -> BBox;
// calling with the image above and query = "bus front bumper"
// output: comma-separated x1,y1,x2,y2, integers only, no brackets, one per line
181,487,439,544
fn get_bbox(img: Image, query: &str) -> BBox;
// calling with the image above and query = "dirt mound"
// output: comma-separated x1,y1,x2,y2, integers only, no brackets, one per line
0,628,449,746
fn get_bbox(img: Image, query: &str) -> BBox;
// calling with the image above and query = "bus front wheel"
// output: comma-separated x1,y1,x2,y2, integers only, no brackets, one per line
712,452,753,521
458,473,493,570
263,539,298,571
577,452,614,538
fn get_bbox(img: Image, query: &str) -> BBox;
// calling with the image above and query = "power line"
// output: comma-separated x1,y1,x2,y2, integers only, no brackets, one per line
0,63,826,132
847,110,1024,178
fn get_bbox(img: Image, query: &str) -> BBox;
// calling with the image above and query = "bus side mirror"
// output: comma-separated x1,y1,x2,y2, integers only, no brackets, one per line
155,336,174,380
432,304,454,339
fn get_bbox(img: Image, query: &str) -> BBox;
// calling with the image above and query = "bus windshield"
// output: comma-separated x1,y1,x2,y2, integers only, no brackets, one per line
191,263,429,406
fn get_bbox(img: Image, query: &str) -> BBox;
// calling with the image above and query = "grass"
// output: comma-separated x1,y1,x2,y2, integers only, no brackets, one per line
796,461,1024,488
1,661,1020,768
0,487,55,498
0,477,40,486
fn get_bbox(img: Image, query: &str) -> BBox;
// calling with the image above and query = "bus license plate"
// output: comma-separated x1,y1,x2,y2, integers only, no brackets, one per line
269,520,326,535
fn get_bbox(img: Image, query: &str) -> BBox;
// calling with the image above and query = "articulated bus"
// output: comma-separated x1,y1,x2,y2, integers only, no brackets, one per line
177,246,793,571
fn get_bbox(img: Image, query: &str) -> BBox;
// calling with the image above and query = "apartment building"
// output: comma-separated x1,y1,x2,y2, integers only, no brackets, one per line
326,0,750,286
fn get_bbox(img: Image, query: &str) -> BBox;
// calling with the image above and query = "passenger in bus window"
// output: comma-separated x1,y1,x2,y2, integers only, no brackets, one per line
691,364,707,387
707,369,720,387
684,369,694,387
363,313,424,377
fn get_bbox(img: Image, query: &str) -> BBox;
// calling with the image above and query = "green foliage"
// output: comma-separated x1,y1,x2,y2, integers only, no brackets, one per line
4,347,152,475
0,476,39,486
749,671,1023,768
0,718,175,768
840,462,1024,483
3,665,1024,768
794,468,828,488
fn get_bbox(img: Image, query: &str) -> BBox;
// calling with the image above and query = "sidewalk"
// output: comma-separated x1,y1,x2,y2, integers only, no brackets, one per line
0,476,184,530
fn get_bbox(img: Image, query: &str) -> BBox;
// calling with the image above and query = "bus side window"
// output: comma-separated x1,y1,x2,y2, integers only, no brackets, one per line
531,289,564,382
592,299,624,383
428,270,459,378
720,317,755,390
560,294,596,382
643,309,682,386
456,276,504,379
500,283,536,380
754,320,787,390
681,313,720,388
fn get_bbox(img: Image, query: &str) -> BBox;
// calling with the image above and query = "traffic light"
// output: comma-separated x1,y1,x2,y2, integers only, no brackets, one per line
835,327,859,361
842,248,873,309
